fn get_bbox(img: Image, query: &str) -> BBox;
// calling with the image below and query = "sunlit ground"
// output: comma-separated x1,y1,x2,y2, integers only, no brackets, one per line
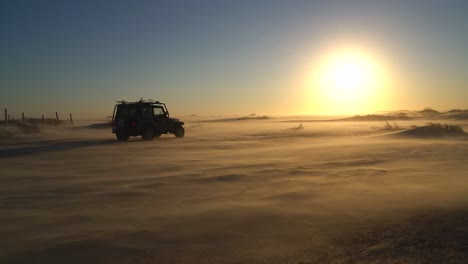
1,115,467,263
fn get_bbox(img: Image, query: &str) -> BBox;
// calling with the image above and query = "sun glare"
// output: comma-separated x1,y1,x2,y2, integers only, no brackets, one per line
329,58,366,91
305,47,389,115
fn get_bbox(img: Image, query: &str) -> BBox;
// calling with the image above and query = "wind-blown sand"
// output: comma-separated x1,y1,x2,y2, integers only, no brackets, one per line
1,116,468,263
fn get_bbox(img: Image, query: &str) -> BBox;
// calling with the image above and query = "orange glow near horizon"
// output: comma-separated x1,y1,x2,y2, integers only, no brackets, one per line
304,46,391,115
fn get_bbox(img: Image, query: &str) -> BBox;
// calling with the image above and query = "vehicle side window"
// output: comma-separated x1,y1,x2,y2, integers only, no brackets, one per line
140,106,153,118
117,106,136,119
153,107,164,116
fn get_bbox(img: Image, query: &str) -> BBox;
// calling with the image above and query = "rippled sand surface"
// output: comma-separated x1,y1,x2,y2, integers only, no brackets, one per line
1,116,468,263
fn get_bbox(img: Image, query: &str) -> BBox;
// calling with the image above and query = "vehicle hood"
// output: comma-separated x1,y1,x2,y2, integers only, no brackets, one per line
170,118,184,124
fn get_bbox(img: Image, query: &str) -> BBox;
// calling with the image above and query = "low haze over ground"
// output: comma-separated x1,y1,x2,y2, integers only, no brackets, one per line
1,112,468,263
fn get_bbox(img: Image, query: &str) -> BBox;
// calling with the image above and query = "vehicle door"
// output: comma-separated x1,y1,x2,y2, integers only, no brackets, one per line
153,106,169,132
138,105,154,131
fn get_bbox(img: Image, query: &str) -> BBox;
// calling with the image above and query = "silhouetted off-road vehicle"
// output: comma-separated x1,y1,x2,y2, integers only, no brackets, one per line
112,99,185,141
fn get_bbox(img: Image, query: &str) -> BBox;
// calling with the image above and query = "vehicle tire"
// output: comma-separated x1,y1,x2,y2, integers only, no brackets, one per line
174,125,185,138
142,128,154,140
116,131,129,141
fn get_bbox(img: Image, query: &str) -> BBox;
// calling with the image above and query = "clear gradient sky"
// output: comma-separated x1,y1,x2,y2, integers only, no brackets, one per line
1,0,467,118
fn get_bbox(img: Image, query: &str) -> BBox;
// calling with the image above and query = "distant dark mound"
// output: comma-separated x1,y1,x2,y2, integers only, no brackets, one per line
388,125,466,139
0,121,41,133
13,121,41,133
343,114,413,121
82,122,111,129
0,129,14,139
446,111,468,120
418,108,440,116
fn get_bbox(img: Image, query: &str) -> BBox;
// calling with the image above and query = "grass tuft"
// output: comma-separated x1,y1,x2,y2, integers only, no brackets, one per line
383,121,400,130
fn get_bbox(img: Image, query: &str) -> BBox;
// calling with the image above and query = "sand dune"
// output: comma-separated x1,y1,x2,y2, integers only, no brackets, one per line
282,109,468,123
344,114,413,121
1,116,468,263
387,125,467,139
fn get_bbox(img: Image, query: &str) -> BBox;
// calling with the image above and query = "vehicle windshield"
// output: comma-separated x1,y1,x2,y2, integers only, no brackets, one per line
153,106,165,116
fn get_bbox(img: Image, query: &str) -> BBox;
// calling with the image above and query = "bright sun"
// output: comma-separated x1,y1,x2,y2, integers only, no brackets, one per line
321,52,375,94
306,48,388,114
329,59,366,91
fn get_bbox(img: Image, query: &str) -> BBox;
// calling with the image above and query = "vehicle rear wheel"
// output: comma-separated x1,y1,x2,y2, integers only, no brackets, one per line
116,131,129,141
142,128,154,140
174,125,185,138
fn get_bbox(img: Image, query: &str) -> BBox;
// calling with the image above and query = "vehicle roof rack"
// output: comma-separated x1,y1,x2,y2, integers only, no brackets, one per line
116,99,163,105
147,99,161,104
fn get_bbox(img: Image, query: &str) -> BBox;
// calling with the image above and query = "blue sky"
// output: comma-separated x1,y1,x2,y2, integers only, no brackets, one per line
1,0,468,117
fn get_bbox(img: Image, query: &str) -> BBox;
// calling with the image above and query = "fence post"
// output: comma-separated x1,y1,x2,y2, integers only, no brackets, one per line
42,115,44,123
4,109,6,128
69,113,74,125
22,112,25,122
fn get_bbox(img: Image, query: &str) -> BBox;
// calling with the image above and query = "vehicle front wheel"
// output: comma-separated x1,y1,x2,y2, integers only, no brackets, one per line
174,125,185,138
116,131,129,141
142,128,154,140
